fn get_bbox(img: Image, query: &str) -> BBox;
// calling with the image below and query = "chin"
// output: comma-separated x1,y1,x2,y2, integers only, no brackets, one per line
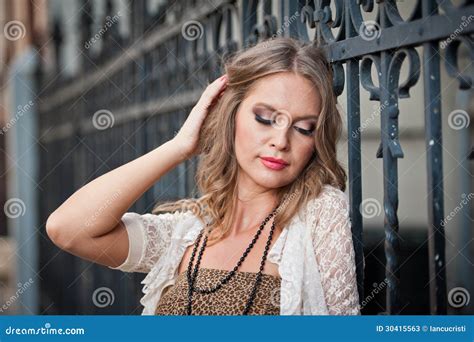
253,173,293,189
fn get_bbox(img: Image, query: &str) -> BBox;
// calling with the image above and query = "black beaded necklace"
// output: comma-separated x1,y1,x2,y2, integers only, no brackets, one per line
185,206,279,315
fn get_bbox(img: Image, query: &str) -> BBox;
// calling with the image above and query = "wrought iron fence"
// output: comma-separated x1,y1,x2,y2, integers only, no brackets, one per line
37,0,474,315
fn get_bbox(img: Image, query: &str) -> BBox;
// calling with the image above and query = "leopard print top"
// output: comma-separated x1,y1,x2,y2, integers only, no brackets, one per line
155,268,281,315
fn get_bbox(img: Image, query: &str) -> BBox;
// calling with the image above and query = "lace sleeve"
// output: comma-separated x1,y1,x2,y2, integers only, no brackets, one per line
108,211,186,274
310,186,361,315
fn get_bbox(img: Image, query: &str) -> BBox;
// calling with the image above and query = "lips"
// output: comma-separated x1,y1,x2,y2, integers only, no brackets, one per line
260,156,289,165
260,156,289,170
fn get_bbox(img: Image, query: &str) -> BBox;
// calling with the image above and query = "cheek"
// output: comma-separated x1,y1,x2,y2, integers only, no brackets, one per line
235,120,254,165
291,140,315,168
235,116,264,156
301,141,315,156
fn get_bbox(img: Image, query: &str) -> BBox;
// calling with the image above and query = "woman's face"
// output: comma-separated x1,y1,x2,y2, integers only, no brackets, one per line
234,72,321,191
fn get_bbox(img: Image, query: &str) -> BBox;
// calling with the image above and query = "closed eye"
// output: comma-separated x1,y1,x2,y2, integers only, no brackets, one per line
254,114,315,137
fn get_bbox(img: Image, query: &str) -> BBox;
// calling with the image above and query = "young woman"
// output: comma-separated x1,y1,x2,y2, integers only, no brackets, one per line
46,37,361,316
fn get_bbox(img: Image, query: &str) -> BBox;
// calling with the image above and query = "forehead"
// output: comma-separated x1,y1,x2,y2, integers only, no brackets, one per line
244,72,322,116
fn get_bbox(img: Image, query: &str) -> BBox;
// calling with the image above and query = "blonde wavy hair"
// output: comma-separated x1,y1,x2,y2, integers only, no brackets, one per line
152,37,346,245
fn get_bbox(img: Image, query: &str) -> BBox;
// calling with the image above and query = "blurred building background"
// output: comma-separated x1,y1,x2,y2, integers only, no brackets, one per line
0,0,49,314
0,0,472,315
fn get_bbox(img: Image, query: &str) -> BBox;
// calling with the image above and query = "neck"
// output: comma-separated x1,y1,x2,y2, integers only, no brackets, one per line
228,188,279,237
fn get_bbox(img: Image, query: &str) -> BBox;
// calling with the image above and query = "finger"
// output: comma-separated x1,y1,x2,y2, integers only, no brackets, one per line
199,79,227,107
205,76,227,94
208,74,227,85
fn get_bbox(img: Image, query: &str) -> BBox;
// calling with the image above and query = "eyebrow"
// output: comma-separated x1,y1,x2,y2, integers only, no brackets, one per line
254,102,318,121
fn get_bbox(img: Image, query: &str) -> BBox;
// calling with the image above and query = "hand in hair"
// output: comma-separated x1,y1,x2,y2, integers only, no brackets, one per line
173,74,228,159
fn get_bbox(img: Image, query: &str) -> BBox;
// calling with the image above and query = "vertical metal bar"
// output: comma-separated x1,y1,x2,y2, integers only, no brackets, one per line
454,90,472,300
381,51,402,314
346,59,365,305
280,0,285,36
241,0,257,47
344,1,364,307
422,0,447,315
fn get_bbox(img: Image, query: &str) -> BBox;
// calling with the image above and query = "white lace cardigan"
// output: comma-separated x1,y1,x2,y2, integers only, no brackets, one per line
109,184,362,315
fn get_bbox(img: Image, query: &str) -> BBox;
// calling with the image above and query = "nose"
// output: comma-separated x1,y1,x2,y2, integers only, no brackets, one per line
270,126,290,151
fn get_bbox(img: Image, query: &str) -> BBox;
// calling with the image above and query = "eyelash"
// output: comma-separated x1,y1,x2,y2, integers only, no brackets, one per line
254,114,315,137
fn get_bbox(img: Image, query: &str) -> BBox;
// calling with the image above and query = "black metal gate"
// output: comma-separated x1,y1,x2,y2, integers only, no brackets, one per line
37,0,474,315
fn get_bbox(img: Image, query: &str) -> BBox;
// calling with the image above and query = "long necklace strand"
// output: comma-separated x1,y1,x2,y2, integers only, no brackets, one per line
186,208,277,294
186,207,278,315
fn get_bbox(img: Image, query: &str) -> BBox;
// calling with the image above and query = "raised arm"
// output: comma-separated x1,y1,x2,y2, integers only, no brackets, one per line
46,75,228,269
46,139,186,267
